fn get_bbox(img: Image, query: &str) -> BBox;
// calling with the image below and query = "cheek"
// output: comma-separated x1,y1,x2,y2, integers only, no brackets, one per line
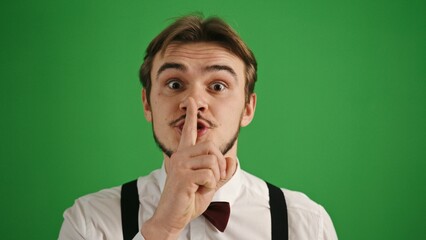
151,100,177,123
216,102,245,124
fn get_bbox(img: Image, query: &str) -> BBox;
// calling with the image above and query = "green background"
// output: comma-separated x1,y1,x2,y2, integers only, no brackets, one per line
1,0,425,239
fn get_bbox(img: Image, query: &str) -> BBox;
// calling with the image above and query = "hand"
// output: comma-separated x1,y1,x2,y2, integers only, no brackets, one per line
141,98,237,240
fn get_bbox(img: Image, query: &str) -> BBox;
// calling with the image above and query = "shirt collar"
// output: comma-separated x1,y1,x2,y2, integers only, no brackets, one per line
157,158,242,207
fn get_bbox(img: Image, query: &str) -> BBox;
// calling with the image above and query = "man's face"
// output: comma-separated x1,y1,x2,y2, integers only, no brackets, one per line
142,42,256,158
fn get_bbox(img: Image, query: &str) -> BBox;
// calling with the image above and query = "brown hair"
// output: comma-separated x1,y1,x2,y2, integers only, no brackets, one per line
139,15,257,104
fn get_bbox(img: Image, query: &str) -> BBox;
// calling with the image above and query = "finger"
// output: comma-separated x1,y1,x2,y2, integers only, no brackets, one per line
186,155,221,183
216,157,237,190
193,169,218,189
178,141,226,179
178,98,197,149
224,157,237,180
206,145,227,179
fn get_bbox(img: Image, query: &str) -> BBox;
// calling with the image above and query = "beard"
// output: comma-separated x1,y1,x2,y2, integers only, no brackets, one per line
152,123,241,158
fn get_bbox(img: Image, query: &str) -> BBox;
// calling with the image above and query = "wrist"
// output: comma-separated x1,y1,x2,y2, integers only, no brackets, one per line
141,217,182,240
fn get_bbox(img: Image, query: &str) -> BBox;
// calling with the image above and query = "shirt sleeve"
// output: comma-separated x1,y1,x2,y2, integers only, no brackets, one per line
319,205,338,240
58,201,87,240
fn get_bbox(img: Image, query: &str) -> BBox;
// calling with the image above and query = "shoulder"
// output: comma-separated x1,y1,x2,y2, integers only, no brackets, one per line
64,169,162,219
283,188,337,239
283,188,323,216
60,170,162,239
240,170,337,239
60,184,123,239
73,168,162,207
67,170,161,216
240,170,329,217
71,185,122,216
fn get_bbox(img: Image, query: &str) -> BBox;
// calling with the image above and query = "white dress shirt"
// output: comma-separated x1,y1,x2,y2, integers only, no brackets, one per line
59,161,337,240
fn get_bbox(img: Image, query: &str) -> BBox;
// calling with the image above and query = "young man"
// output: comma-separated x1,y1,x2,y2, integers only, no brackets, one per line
59,15,337,240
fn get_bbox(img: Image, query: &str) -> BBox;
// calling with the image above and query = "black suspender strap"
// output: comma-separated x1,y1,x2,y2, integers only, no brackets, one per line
120,179,288,240
121,179,139,240
267,181,289,240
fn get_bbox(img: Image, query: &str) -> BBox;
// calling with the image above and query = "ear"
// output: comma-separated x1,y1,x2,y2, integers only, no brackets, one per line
142,89,152,122
240,93,257,127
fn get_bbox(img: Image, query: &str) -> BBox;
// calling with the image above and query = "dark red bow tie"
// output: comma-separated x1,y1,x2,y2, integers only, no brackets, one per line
202,201,230,232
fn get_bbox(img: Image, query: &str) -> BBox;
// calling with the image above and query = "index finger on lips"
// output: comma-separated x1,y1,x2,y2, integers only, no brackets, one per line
178,98,197,149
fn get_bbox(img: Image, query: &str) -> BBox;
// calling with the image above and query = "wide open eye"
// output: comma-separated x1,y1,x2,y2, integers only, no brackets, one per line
167,80,183,90
209,82,227,92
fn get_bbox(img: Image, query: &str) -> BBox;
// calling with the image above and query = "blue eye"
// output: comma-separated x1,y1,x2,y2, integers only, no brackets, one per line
210,82,227,92
167,80,183,90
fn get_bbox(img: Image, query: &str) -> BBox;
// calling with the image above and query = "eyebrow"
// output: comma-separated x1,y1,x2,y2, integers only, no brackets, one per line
204,65,237,81
156,62,238,81
157,62,187,79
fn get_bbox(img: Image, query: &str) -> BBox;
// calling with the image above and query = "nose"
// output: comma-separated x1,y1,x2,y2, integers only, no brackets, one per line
179,89,208,113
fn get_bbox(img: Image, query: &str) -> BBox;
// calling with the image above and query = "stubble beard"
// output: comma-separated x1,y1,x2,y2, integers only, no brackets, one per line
152,121,241,158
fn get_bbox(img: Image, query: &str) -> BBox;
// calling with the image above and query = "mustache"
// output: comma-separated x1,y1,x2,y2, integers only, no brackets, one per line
169,113,218,128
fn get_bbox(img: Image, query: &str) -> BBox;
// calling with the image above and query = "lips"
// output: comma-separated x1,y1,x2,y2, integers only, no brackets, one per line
176,119,211,136
176,120,209,131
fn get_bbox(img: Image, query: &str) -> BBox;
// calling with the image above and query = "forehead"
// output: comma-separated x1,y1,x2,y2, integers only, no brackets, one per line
152,42,245,74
